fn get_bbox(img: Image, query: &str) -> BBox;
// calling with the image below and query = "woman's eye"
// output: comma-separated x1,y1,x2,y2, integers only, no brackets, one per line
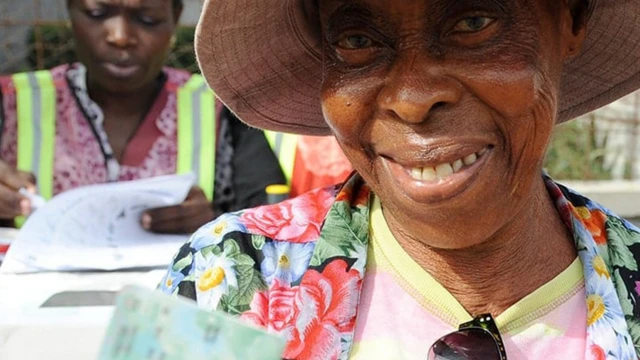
453,17,494,33
139,15,160,25
337,35,374,50
86,8,106,18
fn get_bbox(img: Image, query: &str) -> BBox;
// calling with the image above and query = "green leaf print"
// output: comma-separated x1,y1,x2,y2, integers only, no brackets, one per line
172,252,193,272
218,291,231,313
606,217,640,271
625,317,640,356
218,289,251,315
310,203,368,267
200,244,222,259
251,235,266,250
614,269,634,316
227,266,267,308
232,253,257,268
218,288,244,315
216,239,266,309
223,238,241,258
607,216,640,247
222,239,257,268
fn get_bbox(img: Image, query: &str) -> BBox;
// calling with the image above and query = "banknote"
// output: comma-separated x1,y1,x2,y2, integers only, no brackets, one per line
97,285,285,360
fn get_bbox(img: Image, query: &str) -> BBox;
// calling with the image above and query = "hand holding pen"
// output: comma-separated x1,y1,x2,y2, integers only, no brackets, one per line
0,159,39,220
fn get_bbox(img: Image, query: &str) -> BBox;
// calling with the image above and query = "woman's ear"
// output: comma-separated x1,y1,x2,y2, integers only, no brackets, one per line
562,0,589,60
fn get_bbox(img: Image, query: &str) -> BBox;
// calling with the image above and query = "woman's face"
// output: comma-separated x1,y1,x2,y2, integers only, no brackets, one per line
319,0,585,248
68,0,181,94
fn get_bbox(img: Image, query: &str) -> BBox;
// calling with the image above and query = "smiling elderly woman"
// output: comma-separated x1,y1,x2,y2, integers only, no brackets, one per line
160,0,640,359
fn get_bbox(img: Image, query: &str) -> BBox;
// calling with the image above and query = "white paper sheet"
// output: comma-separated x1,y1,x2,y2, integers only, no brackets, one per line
0,174,196,273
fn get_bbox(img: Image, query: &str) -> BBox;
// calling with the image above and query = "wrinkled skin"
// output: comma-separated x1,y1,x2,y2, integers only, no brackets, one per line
318,0,587,315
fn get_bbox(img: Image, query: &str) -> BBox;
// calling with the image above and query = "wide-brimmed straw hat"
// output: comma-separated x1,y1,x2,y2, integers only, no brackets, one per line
195,0,640,136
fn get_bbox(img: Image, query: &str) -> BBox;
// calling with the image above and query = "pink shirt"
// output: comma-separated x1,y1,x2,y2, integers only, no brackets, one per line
350,197,588,359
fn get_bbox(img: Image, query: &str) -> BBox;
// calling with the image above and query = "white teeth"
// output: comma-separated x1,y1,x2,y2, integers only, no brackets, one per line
463,153,477,166
411,168,422,180
407,148,488,181
452,159,463,172
435,163,454,178
422,167,437,181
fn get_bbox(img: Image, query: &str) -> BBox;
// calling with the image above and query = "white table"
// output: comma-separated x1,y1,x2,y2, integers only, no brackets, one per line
0,269,166,360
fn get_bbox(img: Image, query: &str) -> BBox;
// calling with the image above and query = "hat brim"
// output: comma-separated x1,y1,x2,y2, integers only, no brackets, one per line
196,0,640,136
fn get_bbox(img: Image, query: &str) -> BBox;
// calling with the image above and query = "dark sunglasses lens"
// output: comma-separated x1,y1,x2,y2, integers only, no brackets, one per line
428,328,501,360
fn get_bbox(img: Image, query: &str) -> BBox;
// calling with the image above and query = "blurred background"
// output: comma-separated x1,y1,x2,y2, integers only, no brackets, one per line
0,0,203,74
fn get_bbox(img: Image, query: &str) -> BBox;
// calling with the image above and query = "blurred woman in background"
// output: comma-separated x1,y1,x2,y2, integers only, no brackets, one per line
0,0,289,233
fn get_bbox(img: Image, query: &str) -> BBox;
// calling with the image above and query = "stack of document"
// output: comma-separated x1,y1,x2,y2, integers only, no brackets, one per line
1,174,196,273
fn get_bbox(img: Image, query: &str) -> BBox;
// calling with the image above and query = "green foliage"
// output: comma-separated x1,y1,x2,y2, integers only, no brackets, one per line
544,114,618,180
165,26,199,73
25,25,76,72
24,24,198,72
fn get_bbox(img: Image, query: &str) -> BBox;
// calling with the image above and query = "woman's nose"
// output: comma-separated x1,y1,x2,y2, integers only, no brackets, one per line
378,54,462,124
105,16,137,48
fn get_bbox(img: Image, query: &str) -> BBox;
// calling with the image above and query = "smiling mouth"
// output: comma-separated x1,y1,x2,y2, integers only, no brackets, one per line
407,147,489,182
382,144,494,203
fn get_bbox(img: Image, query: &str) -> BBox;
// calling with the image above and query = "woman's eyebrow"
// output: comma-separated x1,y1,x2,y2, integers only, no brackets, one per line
138,0,167,8
93,0,112,6
325,3,379,32
439,0,510,16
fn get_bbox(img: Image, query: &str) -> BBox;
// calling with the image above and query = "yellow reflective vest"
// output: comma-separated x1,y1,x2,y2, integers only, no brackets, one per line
9,70,298,202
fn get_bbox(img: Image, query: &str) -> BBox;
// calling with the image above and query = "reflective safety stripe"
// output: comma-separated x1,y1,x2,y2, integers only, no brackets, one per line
264,131,298,185
12,71,56,200
176,75,216,201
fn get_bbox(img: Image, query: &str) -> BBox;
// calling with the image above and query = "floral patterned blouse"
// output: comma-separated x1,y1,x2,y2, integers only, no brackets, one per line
159,174,640,359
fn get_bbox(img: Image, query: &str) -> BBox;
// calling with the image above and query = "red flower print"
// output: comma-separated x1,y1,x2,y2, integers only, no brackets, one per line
353,186,370,207
335,186,352,203
241,188,334,243
335,180,369,207
575,207,608,245
241,279,296,333
588,344,606,360
283,259,362,360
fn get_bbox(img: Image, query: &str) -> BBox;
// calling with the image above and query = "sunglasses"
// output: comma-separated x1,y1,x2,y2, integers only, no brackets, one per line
428,313,507,360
